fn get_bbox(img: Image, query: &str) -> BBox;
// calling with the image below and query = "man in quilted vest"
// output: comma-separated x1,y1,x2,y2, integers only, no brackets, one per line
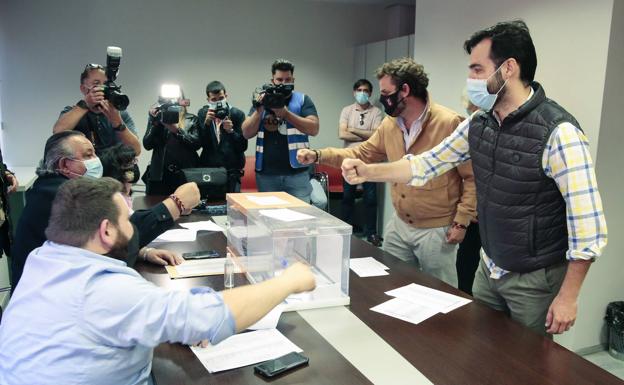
340,21,607,336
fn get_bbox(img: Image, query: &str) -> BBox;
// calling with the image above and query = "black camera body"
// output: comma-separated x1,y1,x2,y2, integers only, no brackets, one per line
154,102,183,125
212,101,230,120
253,83,294,110
104,47,130,111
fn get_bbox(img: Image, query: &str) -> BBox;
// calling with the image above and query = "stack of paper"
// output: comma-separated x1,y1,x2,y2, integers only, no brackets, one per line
165,258,227,279
179,220,225,233
190,329,302,373
370,283,472,325
152,229,197,243
385,283,472,314
349,257,389,277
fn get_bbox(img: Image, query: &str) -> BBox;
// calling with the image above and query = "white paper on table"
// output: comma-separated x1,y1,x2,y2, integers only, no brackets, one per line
246,195,289,206
190,329,302,373
370,297,440,325
211,215,228,231
385,283,472,313
152,229,197,243
247,305,285,330
259,208,315,222
349,257,389,277
167,258,234,278
179,220,224,233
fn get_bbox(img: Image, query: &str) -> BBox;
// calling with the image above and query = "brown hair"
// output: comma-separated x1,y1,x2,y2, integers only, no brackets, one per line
375,57,429,102
45,177,123,247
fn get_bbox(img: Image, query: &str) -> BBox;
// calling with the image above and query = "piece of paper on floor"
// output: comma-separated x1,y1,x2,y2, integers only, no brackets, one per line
247,195,289,206
349,257,389,277
385,283,472,313
152,229,197,243
259,208,315,222
190,329,302,373
370,297,439,325
179,220,224,233
247,305,285,330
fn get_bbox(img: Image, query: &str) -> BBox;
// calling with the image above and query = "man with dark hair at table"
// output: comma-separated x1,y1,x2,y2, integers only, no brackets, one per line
242,59,319,203
10,131,199,288
197,80,248,192
53,63,141,155
0,177,316,385
340,21,608,336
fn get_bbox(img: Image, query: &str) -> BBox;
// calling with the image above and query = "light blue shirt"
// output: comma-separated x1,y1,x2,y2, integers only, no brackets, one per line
0,241,235,385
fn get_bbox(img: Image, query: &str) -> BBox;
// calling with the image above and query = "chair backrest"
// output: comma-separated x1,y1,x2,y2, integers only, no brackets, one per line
241,155,257,192
314,164,344,193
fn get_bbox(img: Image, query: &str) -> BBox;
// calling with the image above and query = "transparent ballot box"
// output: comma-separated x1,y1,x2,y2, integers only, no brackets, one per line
226,192,351,310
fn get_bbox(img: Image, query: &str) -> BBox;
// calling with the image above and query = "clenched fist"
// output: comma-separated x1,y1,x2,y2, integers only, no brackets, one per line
341,158,369,185
296,149,318,165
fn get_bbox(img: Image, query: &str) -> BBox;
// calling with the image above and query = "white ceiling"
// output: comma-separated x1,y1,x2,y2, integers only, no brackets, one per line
307,0,414,5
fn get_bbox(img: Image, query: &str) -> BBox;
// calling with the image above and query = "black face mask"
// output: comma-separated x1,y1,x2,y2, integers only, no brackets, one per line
379,86,405,117
123,164,140,184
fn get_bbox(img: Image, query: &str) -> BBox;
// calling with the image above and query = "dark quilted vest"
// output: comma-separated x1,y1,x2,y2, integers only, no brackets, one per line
468,82,579,273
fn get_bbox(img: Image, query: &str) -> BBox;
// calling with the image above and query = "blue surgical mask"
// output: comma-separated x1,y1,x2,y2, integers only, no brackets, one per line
466,66,508,111
354,91,369,105
81,157,103,179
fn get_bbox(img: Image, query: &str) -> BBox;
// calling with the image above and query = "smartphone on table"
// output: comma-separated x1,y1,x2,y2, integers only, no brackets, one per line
254,352,309,378
181,250,220,260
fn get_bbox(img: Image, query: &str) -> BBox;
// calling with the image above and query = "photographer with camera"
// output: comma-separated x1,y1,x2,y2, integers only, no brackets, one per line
53,48,141,156
197,81,247,193
143,85,201,195
242,59,319,203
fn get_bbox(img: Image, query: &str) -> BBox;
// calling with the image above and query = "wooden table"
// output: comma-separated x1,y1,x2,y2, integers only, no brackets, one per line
135,197,623,385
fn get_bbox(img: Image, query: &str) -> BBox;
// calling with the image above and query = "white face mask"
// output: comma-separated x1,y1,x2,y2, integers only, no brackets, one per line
466,65,508,111
78,157,103,179
354,91,369,105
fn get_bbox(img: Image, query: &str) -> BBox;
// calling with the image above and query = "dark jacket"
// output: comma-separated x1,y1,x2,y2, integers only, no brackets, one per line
197,106,247,173
0,149,13,256
143,112,201,183
10,174,174,289
468,82,575,273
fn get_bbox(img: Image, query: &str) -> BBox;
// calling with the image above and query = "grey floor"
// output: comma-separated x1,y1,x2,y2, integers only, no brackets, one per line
583,350,624,381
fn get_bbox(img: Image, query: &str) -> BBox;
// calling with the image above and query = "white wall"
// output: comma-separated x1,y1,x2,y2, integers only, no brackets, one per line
0,0,389,170
586,0,624,353
413,0,617,351
413,0,613,160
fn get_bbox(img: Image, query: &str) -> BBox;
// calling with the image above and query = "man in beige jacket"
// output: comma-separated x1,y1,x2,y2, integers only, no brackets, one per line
298,58,476,287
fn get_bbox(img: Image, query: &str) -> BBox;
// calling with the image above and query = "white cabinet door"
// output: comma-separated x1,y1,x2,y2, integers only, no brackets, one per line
386,35,410,61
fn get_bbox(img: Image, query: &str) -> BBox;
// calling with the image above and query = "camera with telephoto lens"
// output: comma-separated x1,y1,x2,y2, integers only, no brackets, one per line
103,46,130,111
153,84,190,125
252,83,294,110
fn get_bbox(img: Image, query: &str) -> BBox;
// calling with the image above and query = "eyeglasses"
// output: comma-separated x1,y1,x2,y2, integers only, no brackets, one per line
84,63,104,71
359,113,365,126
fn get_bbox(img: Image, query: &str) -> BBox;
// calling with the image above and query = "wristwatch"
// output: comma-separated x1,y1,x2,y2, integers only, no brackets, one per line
76,100,88,110
113,123,127,132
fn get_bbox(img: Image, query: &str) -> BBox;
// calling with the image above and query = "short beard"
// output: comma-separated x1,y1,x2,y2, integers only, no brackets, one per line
107,226,130,262
390,97,407,117
489,70,507,109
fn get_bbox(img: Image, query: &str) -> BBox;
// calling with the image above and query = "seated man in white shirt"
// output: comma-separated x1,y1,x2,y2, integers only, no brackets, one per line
0,177,315,385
